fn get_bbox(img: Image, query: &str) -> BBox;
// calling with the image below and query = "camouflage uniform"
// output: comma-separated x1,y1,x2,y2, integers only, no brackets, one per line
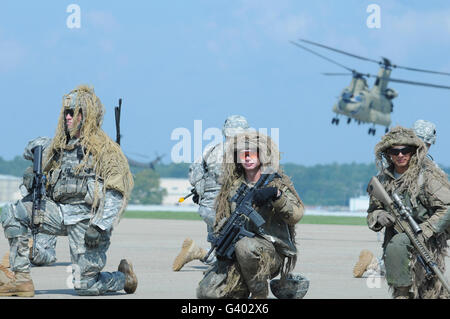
0,86,136,296
354,120,439,279
367,126,450,298
189,115,250,238
197,131,305,299
413,119,436,147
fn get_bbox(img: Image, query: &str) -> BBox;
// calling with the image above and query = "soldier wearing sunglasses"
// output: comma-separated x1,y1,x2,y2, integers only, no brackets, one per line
366,126,450,299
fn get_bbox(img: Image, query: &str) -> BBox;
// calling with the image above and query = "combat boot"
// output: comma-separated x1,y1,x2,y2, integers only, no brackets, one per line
0,271,35,297
172,238,207,271
0,265,14,285
353,249,374,278
118,259,138,294
393,286,411,299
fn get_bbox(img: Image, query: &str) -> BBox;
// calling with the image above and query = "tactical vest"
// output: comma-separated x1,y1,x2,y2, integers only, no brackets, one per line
48,144,96,205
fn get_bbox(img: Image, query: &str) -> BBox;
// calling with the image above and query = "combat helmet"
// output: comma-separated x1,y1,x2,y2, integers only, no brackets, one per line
412,119,436,145
222,115,249,137
270,273,310,299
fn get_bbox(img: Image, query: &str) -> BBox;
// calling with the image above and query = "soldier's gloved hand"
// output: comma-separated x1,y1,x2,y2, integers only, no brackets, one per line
192,189,199,204
418,222,434,242
84,225,104,249
253,187,280,206
376,211,395,228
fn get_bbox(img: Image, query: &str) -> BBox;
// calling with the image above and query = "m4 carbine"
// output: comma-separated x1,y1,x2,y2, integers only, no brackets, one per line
367,176,450,293
30,145,47,259
202,172,279,262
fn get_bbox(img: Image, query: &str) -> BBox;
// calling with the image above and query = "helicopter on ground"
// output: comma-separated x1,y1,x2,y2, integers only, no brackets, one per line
291,39,450,135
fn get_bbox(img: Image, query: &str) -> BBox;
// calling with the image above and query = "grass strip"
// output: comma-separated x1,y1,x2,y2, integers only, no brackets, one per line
123,210,367,225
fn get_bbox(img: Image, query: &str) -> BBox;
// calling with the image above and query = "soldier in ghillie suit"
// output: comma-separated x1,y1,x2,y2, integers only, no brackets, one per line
353,119,439,279
0,85,137,297
196,131,305,299
367,126,450,299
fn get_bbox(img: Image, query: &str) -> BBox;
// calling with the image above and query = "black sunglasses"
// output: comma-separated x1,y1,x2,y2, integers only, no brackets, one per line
387,146,416,156
64,109,74,117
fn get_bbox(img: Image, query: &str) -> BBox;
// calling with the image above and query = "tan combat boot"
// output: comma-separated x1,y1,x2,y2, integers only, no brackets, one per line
172,238,207,271
0,271,35,297
353,249,375,278
393,286,411,299
0,265,14,285
118,259,138,294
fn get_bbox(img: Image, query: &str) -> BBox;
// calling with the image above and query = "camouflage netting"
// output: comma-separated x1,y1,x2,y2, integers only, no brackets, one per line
214,131,302,293
43,85,134,222
376,126,449,298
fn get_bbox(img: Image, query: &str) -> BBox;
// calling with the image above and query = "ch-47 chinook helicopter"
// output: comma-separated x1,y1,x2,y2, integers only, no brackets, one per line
291,39,450,135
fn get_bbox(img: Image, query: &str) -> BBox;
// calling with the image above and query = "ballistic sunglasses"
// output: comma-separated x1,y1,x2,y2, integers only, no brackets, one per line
238,150,258,161
387,146,416,156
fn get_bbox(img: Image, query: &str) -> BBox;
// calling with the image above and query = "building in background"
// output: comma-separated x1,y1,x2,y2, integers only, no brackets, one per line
160,178,194,206
349,195,370,212
0,174,21,203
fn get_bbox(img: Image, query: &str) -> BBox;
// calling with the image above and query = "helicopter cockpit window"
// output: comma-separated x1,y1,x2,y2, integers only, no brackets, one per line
342,91,352,102
353,94,364,102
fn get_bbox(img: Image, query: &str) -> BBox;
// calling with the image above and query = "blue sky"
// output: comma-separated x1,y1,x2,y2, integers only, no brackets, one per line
1,1,449,166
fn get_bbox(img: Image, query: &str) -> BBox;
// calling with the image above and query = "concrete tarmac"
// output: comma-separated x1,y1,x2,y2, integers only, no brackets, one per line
0,218,448,299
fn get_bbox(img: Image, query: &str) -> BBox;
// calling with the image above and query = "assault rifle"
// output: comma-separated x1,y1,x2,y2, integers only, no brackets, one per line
115,98,122,145
202,172,280,261
367,176,450,293
30,146,47,260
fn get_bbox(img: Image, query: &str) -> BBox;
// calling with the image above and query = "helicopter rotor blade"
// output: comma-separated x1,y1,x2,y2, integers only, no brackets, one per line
321,72,353,76
391,64,450,76
298,38,380,64
372,75,450,90
300,39,450,76
290,41,354,73
385,77,450,90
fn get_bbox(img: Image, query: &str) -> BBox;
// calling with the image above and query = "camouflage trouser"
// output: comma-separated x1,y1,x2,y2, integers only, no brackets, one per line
1,198,125,296
384,233,413,287
197,236,282,298
32,232,57,266
197,205,217,264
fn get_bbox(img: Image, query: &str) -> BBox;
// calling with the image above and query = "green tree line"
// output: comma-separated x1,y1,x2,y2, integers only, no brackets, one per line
1,156,449,206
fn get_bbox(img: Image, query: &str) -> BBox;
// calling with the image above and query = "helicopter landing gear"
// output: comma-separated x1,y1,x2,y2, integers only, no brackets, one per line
331,117,340,125
347,118,351,124
368,128,376,135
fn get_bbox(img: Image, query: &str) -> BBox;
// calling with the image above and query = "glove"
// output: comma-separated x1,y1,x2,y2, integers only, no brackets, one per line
192,189,199,204
376,211,396,228
253,187,279,206
84,225,104,249
418,222,435,242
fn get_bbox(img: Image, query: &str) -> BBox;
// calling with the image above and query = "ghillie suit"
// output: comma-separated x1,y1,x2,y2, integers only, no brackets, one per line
44,85,133,223
0,85,136,297
197,131,304,299
367,126,450,299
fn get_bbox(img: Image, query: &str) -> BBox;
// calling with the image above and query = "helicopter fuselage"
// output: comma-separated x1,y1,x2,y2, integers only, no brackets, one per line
332,67,394,127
